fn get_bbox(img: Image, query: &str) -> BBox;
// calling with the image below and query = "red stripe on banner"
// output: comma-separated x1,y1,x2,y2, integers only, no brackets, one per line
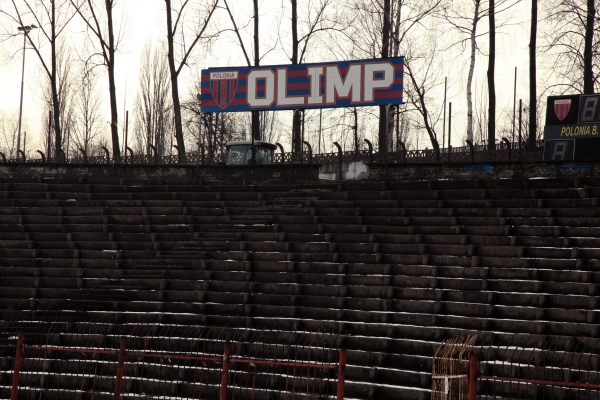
375,91,404,99
220,81,227,108
287,82,311,91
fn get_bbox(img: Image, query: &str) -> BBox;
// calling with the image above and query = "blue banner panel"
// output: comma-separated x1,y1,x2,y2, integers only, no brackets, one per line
200,58,403,113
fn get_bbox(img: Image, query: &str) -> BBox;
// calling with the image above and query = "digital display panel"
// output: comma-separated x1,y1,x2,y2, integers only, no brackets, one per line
544,93,600,161
578,94,600,122
544,94,600,140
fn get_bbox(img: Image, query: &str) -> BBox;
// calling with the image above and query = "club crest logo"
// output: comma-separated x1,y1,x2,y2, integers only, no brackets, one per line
554,99,572,121
210,71,239,109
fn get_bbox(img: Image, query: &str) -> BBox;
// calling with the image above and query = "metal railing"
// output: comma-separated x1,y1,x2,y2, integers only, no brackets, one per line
0,318,346,400
431,334,600,400
2,140,544,166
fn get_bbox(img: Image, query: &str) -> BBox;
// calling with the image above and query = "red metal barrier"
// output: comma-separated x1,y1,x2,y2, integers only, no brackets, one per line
9,331,24,400
114,337,127,400
2,324,344,399
220,339,231,400
468,355,478,400
337,347,347,400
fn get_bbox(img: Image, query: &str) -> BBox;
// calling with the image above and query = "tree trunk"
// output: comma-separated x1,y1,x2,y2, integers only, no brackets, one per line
106,0,120,160
252,0,260,141
165,0,186,162
51,1,62,160
487,0,496,151
528,0,537,150
584,0,595,93
466,0,480,143
291,0,302,154
378,0,391,161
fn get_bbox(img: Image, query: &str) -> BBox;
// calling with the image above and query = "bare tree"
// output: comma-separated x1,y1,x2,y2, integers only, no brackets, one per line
72,64,103,158
404,57,442,160
2,0,77,160
444,0,520,145
0,111,20,159
222,0,269,142
487,0,496,150
285,0,341,153
164,0,219,162
529,0,537,150
340,0,444,154
584,0,596,93
39,40,78,160
132,41,173,159
444,0,482,144
543,0,600,93
71,0,121,160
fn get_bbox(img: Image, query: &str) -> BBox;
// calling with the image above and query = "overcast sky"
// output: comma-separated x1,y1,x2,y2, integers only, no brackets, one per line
0,0,535,153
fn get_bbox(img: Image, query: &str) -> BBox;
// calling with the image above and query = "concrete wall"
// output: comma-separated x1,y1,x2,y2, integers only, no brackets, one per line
319,159,369,180
0,163,320,183
368,160,600,181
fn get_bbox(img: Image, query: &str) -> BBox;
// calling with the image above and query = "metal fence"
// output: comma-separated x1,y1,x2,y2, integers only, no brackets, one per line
5,140,544,166
0,318,345,400
431,336,477,400
475,334,600,400
432,334,600,400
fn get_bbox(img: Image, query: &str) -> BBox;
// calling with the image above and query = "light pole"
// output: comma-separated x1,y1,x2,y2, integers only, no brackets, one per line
17,24,36,161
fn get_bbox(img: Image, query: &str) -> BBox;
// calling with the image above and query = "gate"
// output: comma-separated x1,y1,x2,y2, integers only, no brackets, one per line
431,335,477,400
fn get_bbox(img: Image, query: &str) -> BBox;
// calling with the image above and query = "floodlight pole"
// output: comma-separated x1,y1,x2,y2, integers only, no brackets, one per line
17,24,36,160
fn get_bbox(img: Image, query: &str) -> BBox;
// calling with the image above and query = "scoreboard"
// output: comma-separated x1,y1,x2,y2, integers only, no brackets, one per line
544,94,600,161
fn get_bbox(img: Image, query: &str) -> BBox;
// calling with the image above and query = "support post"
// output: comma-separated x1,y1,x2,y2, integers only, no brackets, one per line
469,355,479,400
448,102,452,162
101,146,110,164
114,337,127,400
333,142,343,180
302,141,312,164
466,140,475,162
10,331,24,400
220,338,231,400
364,139,373,163
336,347,347,400
502,137,511,161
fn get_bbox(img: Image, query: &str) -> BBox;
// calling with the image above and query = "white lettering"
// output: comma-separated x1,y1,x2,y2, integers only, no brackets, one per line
364,62,394,102
277,69,305,106
210,71,238,80
242,60,398,109
307,66,324,104
325,65,362,104
247,70,275,108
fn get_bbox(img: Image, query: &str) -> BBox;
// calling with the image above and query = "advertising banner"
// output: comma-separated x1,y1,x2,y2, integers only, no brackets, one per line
200,58,404,113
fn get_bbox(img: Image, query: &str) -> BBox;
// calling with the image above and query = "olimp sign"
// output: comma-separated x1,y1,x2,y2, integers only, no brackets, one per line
200,58,404,113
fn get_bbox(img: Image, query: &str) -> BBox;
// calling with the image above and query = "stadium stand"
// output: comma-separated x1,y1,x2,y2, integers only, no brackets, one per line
1,173,600,399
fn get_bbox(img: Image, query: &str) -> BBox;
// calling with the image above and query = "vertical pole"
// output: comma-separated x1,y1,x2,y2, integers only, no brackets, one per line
301,110,305,164
319,109,322,154
220,339,231,400
47,112,52,160
469,355,479,400
124,111,129,164
10,331,24,400
114,337,126,400
336,347,347,400
448,102,452,162
512,66,517,144
519,99,523,161
17,32,28,158
442,77,447,149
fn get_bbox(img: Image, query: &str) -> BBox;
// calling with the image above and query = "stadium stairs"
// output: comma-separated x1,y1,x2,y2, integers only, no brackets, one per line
1,175,600,399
